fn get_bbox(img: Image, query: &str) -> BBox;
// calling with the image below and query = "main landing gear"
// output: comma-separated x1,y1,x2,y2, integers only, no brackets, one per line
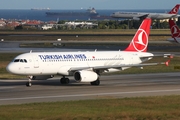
25,76,100,87
90,79,100,86
60,76,100,85
60,76,70,84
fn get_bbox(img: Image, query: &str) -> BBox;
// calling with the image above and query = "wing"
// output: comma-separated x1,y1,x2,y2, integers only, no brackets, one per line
69,60,170,72
138,14,149,20
69,53,173,72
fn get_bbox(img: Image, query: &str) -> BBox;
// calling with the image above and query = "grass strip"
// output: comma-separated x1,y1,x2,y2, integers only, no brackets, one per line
0,95,180,119
0,29,171,41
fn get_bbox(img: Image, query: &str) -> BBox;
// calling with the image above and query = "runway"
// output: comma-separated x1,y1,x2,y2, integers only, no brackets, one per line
0,40,180,53
0,72,180,105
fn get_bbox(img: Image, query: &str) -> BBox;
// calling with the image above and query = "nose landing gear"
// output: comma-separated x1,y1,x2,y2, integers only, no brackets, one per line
26,76,33,87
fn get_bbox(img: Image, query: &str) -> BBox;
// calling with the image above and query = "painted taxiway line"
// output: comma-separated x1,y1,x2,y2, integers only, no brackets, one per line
0,87,15,89
0,89,180,101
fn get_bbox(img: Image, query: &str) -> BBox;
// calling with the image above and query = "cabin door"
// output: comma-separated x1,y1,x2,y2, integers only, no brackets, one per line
33,55,39,68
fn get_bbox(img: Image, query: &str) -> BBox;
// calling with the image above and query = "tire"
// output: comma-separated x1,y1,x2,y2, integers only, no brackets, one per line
26,82,32,87
90,79,100,86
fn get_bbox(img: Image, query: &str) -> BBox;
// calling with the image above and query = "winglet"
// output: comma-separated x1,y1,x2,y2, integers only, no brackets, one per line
169,55,174,59
124,18,151,52
165,60,170,66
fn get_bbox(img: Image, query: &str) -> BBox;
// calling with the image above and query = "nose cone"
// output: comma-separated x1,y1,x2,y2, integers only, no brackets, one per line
110,13,114,17
110,13,116,17
6,63,12,73
6,63,17,74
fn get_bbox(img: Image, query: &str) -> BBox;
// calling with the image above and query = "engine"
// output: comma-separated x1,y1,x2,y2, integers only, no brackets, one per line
29,75,54,80
74,70,98,82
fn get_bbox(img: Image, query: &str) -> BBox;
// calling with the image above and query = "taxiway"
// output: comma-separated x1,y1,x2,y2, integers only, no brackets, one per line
0,72,180,105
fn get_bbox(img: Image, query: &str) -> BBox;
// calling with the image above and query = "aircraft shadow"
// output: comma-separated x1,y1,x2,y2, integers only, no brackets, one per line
0,79,96,87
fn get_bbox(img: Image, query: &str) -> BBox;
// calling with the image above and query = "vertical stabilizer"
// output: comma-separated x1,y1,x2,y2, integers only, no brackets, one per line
168,4,180,14
169,19,180,43
124,18,151,52
169,19,180,38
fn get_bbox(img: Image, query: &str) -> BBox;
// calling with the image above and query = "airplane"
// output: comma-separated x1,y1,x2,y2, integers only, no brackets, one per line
6,18,171,87
168,19,180,43
111,4,180,20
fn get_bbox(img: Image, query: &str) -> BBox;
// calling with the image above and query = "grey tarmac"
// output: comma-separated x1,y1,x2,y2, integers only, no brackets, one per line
0,72,180,105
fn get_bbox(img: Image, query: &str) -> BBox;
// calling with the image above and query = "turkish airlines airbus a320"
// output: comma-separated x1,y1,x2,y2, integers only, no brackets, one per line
6,18,171,87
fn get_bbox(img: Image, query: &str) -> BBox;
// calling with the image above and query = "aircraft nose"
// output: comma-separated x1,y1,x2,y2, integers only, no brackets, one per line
6,63,12,73
110,13,116,17
6,63,17,74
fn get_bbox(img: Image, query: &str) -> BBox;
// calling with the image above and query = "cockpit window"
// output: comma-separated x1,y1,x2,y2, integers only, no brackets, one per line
14,59,20,62
24,59,27,63
13,59,27,63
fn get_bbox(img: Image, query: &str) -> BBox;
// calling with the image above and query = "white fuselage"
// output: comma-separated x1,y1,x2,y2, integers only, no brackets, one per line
111,12,179,20
6,51,153,76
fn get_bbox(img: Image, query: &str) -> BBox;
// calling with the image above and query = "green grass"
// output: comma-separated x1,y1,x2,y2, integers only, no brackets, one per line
1,95,180,119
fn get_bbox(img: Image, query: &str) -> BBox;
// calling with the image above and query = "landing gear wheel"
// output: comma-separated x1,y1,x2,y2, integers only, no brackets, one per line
60,78,70,84
65,78,70,84
26,76,32,87
60,78,63,84
90,79,100,86
26,82,32,87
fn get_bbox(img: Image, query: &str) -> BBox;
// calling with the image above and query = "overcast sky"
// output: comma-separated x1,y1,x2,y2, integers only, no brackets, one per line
0,0,179,10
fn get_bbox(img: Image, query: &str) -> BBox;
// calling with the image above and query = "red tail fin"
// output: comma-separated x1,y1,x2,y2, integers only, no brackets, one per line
168,4,180,14
124,18,151,52
169,19,180,38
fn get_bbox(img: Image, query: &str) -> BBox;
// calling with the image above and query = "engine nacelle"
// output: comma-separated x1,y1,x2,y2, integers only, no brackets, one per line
29,75,54,80
74,71,98,82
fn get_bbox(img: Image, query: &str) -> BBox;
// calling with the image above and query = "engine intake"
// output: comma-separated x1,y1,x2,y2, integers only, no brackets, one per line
74,70,98,82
